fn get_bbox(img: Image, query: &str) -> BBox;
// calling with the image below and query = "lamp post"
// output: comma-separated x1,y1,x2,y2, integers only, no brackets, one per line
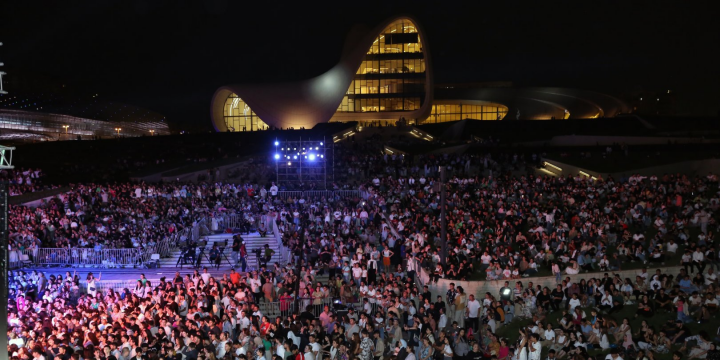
62,125,69,134
150,129,155,136
115,127,122,136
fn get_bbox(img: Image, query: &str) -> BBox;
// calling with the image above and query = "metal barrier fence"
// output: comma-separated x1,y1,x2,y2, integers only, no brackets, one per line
192,216,210,242
20,248,143,268
258,298,297,319
138,227,188,265
277,191,303,199
16,227,188,269
275,190,361,200
221,214,242,230
296,297,336,316
335,190,360,199
303,190,335,199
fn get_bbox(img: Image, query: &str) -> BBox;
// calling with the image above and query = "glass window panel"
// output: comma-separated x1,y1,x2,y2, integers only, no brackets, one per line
337,19,426,114
223,93,268,131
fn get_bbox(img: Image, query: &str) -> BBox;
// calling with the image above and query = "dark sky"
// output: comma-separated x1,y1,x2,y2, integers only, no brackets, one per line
2,1,718,130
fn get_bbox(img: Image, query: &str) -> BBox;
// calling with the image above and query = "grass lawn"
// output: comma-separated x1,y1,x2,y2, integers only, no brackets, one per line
545,150,716,174
467,220,696,282
495,303,717,360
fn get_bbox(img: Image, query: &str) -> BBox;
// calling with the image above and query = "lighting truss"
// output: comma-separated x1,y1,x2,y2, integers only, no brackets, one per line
0,145,14,170
274,137,332,189
0,41,6,95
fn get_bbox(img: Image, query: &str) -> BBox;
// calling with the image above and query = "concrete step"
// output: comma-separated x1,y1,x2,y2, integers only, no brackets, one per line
157,231,287,270
157,252,285,268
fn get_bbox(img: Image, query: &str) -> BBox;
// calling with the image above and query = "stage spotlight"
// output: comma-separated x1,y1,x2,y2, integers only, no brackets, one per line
315,147,319,150
320,155,324,158
274,154,280,160
293,155,297,159
274,141,279,146
320,142,323,146
309,154,316,161
287,162,291,166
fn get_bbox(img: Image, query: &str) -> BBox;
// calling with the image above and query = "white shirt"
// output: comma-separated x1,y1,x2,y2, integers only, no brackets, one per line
8,337,24,347
528,341,542,360
480,254,492,264
568,298,581,312
467,300,481,318
201,272,211,284
249,278,261,293
693,251,704,262
438,314,447,329
705,272,718,285
544,329,555,342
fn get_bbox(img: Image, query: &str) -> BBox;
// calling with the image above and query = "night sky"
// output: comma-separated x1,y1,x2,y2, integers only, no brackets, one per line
1,1,718,130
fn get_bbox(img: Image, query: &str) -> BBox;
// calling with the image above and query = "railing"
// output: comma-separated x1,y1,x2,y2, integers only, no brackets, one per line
258,298,297,319
296,297,337,316
277,190,369,200
304,190,335,199
221,213,243,230
277,191,303,199
273,190,363,200
19,248,143,268
335,190,361,199
15,227,188,270
192,216,209,242
138,227,188,265
272,214,290,264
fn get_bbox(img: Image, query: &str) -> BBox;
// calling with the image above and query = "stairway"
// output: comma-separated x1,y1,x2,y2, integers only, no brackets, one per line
158,232,286,271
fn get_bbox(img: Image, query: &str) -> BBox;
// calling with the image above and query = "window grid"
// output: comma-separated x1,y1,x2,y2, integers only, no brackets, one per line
223,94,270,131
425,104,509,123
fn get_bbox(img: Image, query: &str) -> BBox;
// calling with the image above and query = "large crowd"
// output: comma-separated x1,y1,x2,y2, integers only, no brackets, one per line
5,181,280,268
6,142,720,360
1,168,59,196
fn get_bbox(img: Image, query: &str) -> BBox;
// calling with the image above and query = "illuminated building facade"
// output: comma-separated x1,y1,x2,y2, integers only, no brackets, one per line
210,17,629,131
0,91,169,140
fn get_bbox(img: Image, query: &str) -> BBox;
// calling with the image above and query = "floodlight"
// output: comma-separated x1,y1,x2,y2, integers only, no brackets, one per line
274,154,280,160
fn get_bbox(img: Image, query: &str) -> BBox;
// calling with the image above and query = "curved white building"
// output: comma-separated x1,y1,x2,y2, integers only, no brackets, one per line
210,16,630,131
210,16,433,131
